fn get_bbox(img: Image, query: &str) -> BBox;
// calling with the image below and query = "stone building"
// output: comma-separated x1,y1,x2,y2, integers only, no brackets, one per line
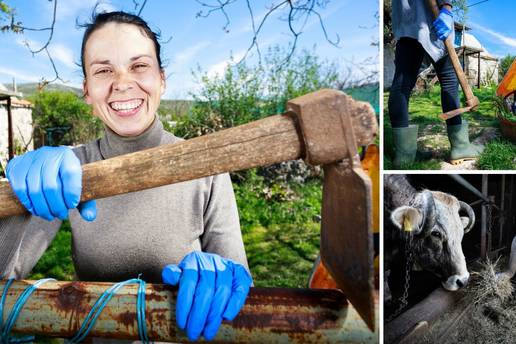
384,24,499,90
0,83,33,170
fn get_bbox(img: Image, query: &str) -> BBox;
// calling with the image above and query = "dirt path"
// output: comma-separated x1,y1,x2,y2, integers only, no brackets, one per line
418,124,500,170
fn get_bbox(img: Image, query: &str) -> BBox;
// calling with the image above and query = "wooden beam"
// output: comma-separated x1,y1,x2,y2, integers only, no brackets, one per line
385,288,465,344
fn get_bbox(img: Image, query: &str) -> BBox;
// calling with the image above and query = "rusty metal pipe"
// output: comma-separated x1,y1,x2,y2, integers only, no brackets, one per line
1,280,378,343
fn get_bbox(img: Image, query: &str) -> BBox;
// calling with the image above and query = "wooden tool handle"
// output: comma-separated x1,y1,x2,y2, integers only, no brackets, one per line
0,106,376,219
0,115,302,218
426,0,476,102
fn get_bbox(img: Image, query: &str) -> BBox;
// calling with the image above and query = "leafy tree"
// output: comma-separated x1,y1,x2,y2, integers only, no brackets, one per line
30,91,103,147
499,54,516,81
0,1,16,32
170,46,340,138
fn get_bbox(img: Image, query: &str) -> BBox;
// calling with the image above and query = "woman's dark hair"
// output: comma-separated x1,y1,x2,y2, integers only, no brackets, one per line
79,11,163,77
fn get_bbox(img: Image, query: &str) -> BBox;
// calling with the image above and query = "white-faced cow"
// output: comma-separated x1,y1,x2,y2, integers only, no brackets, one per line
385,175,475,296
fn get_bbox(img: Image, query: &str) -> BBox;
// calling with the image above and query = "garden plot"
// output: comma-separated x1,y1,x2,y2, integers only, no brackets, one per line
384,85,516,170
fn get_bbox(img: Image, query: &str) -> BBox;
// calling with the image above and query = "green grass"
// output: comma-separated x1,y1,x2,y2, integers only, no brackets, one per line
477,139,516,170
243,223,320,288
27,171,322,288
234,171,321,287
29,221,74,281
384,85,516,170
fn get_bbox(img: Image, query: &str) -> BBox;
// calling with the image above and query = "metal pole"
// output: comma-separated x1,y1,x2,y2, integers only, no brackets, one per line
511,176,515,241
7,96,14,160
448,174,491,204
499,175,506,249
477,51,481,88
487,195,494,256
1,280,378,343
481,175,488,259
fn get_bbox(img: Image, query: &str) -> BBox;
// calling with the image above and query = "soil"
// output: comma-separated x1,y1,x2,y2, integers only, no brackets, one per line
418,124,500,170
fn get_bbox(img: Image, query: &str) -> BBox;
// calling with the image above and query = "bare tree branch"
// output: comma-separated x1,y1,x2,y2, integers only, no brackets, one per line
42,46,66,84
244,0,261,62
137,0,148,16
195,0,341,68
26,0,57,55
9,0,62,86
240,1,288,63
195,0,237,33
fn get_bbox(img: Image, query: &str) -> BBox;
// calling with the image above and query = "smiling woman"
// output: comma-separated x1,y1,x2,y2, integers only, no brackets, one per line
82,20,165,137
0,10,252,342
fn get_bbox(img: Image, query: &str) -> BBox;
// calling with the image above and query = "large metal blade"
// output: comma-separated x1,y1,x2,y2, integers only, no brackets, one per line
286,89,376,329
321,162,375,330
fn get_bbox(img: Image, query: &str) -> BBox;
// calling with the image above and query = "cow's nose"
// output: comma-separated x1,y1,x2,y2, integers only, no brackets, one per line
456,275,469,288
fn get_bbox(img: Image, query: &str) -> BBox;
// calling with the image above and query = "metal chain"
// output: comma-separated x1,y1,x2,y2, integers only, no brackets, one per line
387,232,414,322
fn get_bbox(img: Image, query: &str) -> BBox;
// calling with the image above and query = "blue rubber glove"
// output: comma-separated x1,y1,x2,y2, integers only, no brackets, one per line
432,7,453,41
162,251,252,341
6,146,96,221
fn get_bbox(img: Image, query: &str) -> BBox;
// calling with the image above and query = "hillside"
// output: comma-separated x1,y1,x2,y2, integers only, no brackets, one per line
5,82,83,98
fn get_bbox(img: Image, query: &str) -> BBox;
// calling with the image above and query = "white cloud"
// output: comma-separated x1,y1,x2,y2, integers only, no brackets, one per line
49,44,77,69
207,51,246,77
15,38,76,69
470,22,516,48
0,67,41,83
15,37,39,50
173,41,211,66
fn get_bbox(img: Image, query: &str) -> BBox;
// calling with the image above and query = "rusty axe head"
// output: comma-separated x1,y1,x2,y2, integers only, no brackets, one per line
440,96,480,121
287,89,377,329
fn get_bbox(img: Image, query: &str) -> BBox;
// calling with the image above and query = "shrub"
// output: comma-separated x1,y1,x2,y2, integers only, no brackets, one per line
30,91,103,147
170,46,340,139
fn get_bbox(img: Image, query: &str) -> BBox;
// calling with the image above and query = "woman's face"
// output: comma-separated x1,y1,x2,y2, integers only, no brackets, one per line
83,22,165,137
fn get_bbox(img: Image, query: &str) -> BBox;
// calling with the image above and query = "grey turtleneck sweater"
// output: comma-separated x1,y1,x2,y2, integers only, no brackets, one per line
0,117,248,282
392,0,454,62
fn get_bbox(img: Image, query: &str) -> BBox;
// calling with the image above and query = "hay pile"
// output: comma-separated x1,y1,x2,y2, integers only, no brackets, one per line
469,258,514,304
434,259,516,344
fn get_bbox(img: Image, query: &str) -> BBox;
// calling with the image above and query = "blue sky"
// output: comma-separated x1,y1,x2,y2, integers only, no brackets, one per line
466,0,516,58
0,0,379,99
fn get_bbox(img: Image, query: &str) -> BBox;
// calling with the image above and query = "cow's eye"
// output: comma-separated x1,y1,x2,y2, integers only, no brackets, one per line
431,231,442,239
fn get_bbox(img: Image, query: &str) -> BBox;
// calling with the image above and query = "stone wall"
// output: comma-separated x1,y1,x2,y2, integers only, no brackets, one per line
464,54,499,86
0,103,33,168
384,45,395,90
384,45,499,90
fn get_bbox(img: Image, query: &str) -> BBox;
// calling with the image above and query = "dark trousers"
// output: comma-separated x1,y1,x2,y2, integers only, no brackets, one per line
388,37,462,128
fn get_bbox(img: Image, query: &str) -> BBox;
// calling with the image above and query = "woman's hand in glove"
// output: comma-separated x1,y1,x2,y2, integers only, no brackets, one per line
6,146,96,221
162,251,252,341
433,7,454,41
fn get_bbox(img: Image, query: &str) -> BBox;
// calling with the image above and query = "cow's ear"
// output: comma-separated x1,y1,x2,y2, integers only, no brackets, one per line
461,217,472,233
391,206,423,234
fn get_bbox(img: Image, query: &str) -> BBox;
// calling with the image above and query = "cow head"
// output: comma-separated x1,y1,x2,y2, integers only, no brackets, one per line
391,190,475,291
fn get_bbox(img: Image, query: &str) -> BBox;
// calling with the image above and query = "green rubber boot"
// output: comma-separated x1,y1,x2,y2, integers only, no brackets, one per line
447,121,484,165
392,125,418,168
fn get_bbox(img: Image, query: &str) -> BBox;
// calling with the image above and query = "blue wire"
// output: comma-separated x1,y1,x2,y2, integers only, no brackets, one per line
0,278,14,344
136,278,150,344
0,278,14,332
0,278,55,344
1,277,152,344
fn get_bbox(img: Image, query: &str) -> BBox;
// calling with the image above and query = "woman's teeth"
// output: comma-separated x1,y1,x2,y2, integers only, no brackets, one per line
110,99,143,111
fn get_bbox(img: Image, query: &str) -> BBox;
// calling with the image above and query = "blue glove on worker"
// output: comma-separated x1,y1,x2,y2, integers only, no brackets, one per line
6,146,96,221
162,251,252,341
432,7,454,41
